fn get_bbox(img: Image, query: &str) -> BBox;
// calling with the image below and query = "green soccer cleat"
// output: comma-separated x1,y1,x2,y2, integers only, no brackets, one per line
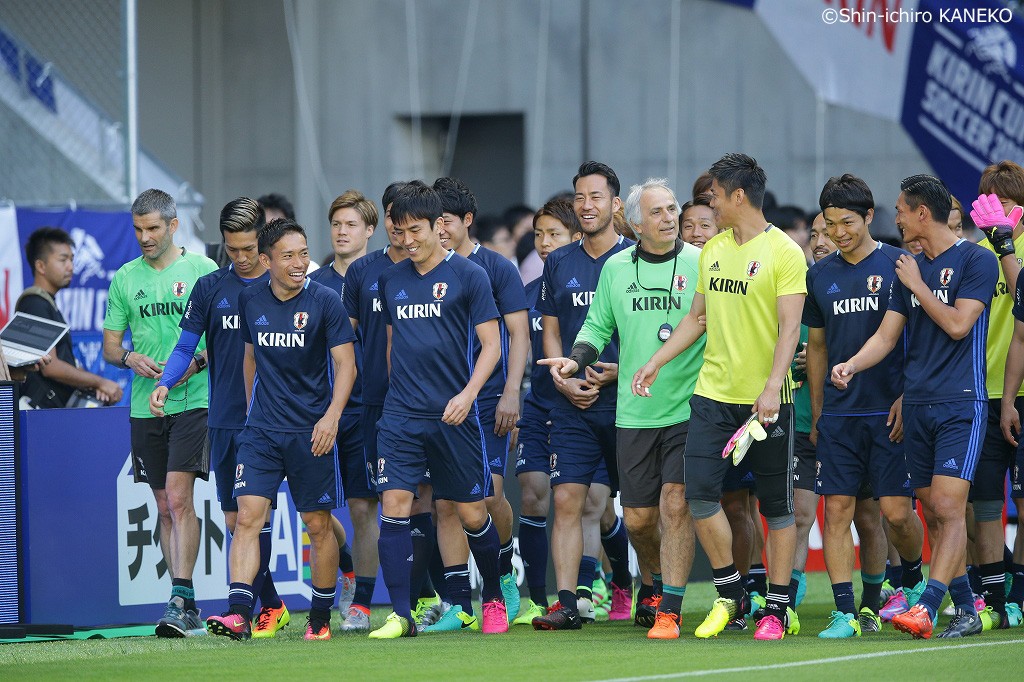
858,607,881,633
786,606,800,635
368,612,417,639
747,592,766,616
978,606,1001,631
795,572,807,608
500,570,521,621
592,577,610,608
512,600,546,626
412,592,443,628
818,611,861,638
421,605,480,632
880,579,897,603
695,598,740,638
903,579,927,607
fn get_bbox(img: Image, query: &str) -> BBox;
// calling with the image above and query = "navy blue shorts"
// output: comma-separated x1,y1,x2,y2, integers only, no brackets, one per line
903,401,985,490
548,408,617,491
477,397,512,477
338,411,375,500
515,400,551,476
209,426,243,512
972,398,1024,501
234,427,341,512
816,414,911,498
792,431,817,492
375,411,490,502
362,404,383,478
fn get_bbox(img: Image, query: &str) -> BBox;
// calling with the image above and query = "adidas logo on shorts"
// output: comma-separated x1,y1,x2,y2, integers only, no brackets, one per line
134,289,147,301
318,493,333,504
943,458,958,470
771,425,785,438
827,283,840,294
489,457,502,468
626,282,639,293
216,297,231,309
471,483,481,495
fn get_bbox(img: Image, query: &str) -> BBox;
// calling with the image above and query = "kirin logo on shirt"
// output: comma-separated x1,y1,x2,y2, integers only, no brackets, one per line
674,275,687,292
432,282,448,301
866,275,883,294
293,312,309,330
172,281,188,298
940,268,954,287
746,261,761,277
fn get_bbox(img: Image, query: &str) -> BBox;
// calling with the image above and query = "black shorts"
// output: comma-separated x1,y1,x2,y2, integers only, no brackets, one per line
971,397,1024,502
616,422,687,507
130,408,210,489
684,396,794,519
792,430,816,492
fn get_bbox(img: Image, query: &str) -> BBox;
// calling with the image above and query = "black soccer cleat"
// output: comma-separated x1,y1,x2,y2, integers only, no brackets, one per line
935,608,983,638
532,605,582,631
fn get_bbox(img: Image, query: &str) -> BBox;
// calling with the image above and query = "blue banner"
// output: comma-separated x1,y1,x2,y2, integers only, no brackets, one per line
15,208,139,402
901,0,1024,204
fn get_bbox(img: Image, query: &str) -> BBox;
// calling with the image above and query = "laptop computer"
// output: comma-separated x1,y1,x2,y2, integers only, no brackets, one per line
0,311,70,367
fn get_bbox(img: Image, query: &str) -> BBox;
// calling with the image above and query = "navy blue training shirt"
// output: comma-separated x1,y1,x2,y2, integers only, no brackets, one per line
239,278,356,431
179,264,270,428
378,250,500,419
537,235,633,412
343,247,400,406
887,239,998,404
309,263,362,412
803,242,907,415
467,244,529,402
523,276,557,412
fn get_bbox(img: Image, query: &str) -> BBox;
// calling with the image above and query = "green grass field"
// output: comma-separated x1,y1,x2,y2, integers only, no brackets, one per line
2,572,1023,681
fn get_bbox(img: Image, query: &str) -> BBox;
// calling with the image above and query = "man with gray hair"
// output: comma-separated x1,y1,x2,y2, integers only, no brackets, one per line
541,178,703,638
103,188,218,637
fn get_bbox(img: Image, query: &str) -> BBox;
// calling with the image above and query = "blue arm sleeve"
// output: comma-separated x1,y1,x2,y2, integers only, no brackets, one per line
157,329,202,388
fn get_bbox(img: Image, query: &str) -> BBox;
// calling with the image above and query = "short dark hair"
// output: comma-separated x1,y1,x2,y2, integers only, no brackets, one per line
25,226,74,273
573,161,620,198
382,180,416,213
390,183,443,228
900,174,951,224
220,197,265,236
257,193,295,220
132,188,176,221
681,194,713,215
258,218,306,255
533,197,582,233
471,215,508,244
432,177,478,218
708,153,767,209
819,174,875,219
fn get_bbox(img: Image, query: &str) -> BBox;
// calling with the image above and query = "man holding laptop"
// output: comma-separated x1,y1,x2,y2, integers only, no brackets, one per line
13,227,122,408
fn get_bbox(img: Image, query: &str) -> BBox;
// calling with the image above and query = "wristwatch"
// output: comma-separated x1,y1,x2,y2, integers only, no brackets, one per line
120,350,132,367
193,354,207,372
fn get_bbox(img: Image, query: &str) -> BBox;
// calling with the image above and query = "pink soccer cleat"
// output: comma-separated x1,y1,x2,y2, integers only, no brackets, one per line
753,613,785,640
879,590,909,622
482,598,509,634
609,583,632,621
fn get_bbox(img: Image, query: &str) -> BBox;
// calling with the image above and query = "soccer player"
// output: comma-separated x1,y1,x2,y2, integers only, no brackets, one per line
512,198,582,625
541,178,701,639
369,182,507,639
150,198,292,638
680,195,719,249
832,174,998,639
431,176,529,624
633,153,806,641
102,189,218,637
804,175,925,639
18,227,122,407
206,218,356,641
532,161,634,631
309,189,377,620
970,161,1024,629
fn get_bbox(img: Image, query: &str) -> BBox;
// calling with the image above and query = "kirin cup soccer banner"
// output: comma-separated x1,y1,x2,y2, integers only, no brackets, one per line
722,0,1024,203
